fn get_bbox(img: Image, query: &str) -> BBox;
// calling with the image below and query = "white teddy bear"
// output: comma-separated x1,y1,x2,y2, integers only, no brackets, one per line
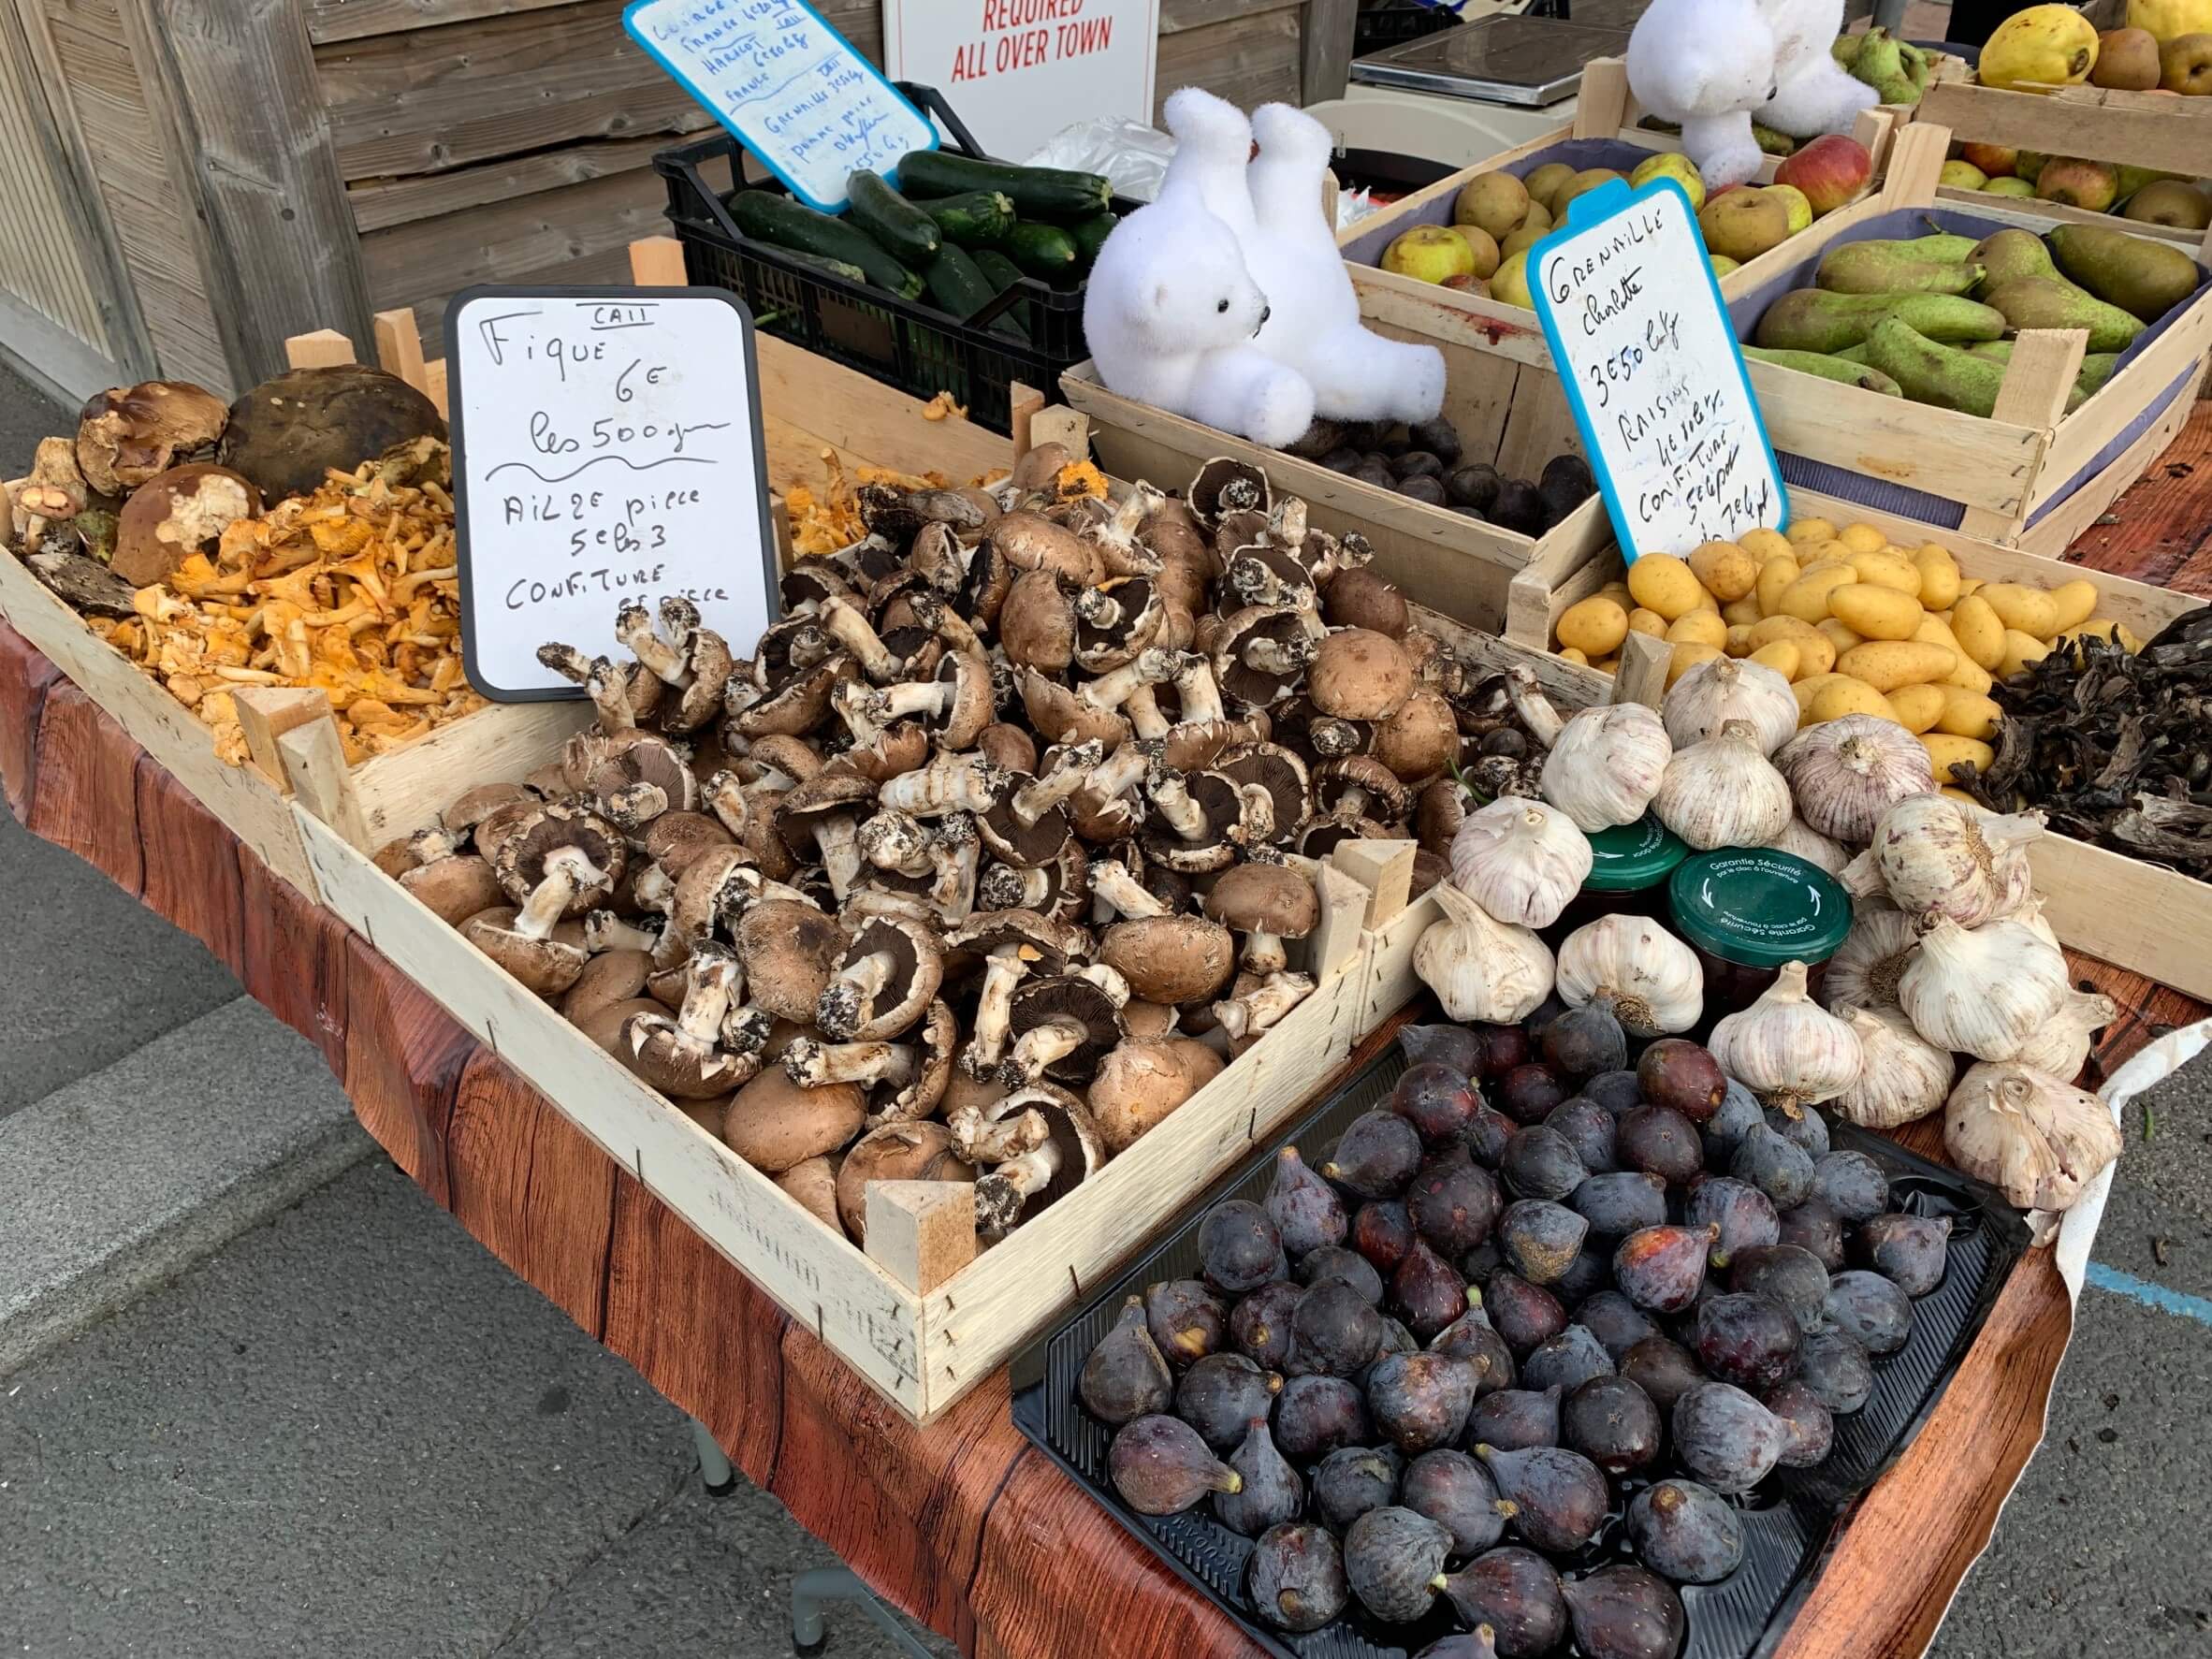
1083,92,1316,448
1626,0,1878,192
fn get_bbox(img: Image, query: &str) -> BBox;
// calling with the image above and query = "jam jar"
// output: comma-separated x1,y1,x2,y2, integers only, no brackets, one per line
1667,847,1852,1016
1550,814,1690,940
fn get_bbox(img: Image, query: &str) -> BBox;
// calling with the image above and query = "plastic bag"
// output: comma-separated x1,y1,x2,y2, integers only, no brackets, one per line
1024,116,1177,201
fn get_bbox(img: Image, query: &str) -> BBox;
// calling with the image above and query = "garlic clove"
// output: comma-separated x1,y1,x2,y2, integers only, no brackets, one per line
1554,913,1704,1037
1540,703,1672,834
1774,715,1934,846
1414,880,1556,1026
1707,960,1863,1116
1899,916,2069,1063
1943,1060,2120,1213
1654,720,1794,852
1448,797,1593,929
1829,1004,1951,1129
1663,655,1797,756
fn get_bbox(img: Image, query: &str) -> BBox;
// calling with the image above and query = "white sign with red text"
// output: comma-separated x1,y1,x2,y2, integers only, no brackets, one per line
883,0,1158,162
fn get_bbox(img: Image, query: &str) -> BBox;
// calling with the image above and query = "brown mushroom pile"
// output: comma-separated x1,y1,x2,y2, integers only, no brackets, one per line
384,446,1509,1248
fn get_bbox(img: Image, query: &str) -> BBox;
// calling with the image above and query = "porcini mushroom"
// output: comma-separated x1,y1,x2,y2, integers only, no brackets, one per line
972,1086,1104,1237
1204,862,1321,977
76,380,228,496
814,913,943,1041
218,364,444,502
110,463,261,587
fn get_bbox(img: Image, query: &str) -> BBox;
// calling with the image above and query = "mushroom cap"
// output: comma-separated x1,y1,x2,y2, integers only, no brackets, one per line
560,948,653,1024
735,897,847,1025
461,909,589,997
774,768,877,862
1204,862,1320,940
821,913,943,1042
980,783,1073,870
1323,565,1411,637
779,562,853,614
666,843,751,938
984,511,1102,586
624,1003,754,1099
588,733,695,813
1213,742,1311,844
76,380,228,496
1140,770,1246,874
1120,999,1180,1040
1371,686,1461,783
1316,754,1409,821
1212,605,1315,710
400,851,503,925
575,996,665,1060
997,568,1076,672
1410,848,1448,896
1188,458,1270,529
1308,628,1416,722
1098,914,1236,1006
642,810,736,877
110,463,261,587
1211,509,1271,563
218,364,445,502
1075,576,1164,673
840,720,931,784
775,1155,846,1236
931,651,996,750
944,907,1091,971
720,1068,866,1172
836,1119,973,1239
493,805,627,915
1088,1038,1224,1154
747,734,824,786
473,796,546,866
974,722,1039,778
878,997,959,1126
735,654,851,739
1006,974,1125,1084
444,782,533,837
669,628,736,731
1018,666,1130,751
1414,778,1472,855
974,1087,1104,1234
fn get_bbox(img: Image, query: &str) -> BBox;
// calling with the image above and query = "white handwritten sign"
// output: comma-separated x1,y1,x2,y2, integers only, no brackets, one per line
625,0,935,211
1528,178,1786,560
446,286,779,702
883,0,1158,161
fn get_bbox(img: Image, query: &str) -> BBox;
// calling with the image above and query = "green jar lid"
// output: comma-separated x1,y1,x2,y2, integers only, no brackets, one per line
1582,814,1690,893
1667,848,1853,971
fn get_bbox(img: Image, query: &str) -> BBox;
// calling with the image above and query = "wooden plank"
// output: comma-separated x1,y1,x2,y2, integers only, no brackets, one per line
1159,0,1301,27
342,927,473,1206
1958,328,2088,541
2035,291,2212,496
2027,834,2212,1006
348,699,590,846
1152,9,1299,123
275,716,374,851
1300,0,1356,104
629,233,687,287
1611,630,1669,709
761,333,1009,494
25,682,141,895
230,686,332,792
0,622,61,820
236,840,351,1076
133,753,247,979
346,133,701,233
1931,185,2204,247
303,0,580,45
372,307,429,394
865,1183,977,1295
1917,77,2212,177
285,327,357,369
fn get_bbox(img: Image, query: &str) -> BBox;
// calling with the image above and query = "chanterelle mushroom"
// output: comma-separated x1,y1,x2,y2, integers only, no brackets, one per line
814,913,943,1042
972,1085,1103,1237
1204,862,1320,977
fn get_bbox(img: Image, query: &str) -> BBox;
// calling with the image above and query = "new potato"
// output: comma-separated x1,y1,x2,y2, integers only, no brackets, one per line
1887,684,1949,733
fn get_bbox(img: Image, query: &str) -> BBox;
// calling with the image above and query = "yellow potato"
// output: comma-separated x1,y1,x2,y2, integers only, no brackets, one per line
1886,684,1947,734
1739,528,1791,562
1956,576,1984,598
1559,646,1590,665
1724,624,1756,658
1936,688,2002,739
1998,629,2050,678
2048,578,2099,633
1690,540,1760,603
2055,617,2143,655
1845,548,1922,594
1785,517,1836,547
1829,583,1924,641
1838,522,1889,555
1754,555,1801,618
1791,673,1851,714
1921,733,1995,779
1778,567,1860,623
1627,554,1702,620
1949,593,2006,670
1594,655,1622,674
1797,555,1855,579
1979,583,2061,640
1558,595,1630,656
1939,785,1980,806
1911,545,1961,610
1749,640,1800,679
1722,595,1763,627
1627,605,1669,638
1665,642,1724,687
1667,610,1729,649
1914,615,1966,653
1937,651,1995,695
1599,581,1634,608
1817,618,1863,656
1811,677,1896,722
1836,640,1957,692
1690,589,1722,614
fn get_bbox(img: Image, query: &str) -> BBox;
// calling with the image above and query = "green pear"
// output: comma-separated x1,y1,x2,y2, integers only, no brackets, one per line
2050,222,2203,322
1754,291,2007,354
1970,228,2059,289
1741,345,1904,394
1861,319,2010,416
1981,277,2148,351
1815,242,1985,295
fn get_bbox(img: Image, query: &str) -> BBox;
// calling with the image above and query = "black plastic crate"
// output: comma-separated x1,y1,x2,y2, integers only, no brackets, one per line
1354,0,1465,54
1011,1039,2031,1659
655,83,1123,436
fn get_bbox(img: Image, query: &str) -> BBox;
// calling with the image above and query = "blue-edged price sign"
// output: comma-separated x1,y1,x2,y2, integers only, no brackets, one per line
1527,178,1787,561
624,0,936,212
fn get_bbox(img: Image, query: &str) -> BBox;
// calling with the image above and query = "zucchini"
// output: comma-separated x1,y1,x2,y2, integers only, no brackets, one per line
973,249,1032,341
771,247,871,287
1001,221,1079,280
925,244,1024,341
845,170,940,266
1068,211,1116,269
730,190,921,298
896,150,1112,219
921,190,1015,247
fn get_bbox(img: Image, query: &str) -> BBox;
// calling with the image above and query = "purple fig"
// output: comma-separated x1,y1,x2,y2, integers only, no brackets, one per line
1345,1506,1449,1623
1702,1079,1763,1158
1295,1243,1384,1305
1617,1104,1706,1185
1292,1279,1385,1376
1370,1350,1480,1452
1825,1268,1914,1355
1777,1194,1847,1270
1275,1374,1370,1462
1175,1352,1281,1451
1394,1061,1482,1147
1404,1447,1514,1556
1198,1199,1286,1294
1613,1224,1716,1314
1109,1414,1240,1515
1249,1521,1348,1633
1433,1548,1566,1659
1483,1270,1567,1356
1729,1243,1832,1333
1672,1381,1789,1493
1637,1039,1726,1123
1079,1296,1172,1424
1353,1199,1417,1273
1503,1125,1589,1201
1796,1324,1874,1415
1687,1176,1781,1269
1499,1063,1571,1125
1542,1002,1627,1080
1473,1442,1609,1552
1266,1144,1346,1257
1570,1171,1670,1237
1763,1378,1835,1466
1392,1237,1475,1340
1466,1385,1563,1452
1230,1279,1302,1369
1431,1308,1515,1399
1545,1097,1619,1174
1766,1101,1830,1155
1694,1291,1802,1391
1626,1477,1743,1584
1582,1070,1644,1113
1734,1123,1817,1205
1463,1102,1520,1167
1409,1146,1504,1256
1215,1416,1302,1536
1553,1239,1613,1305
1561,1564,1687,1659
1401,1023,1481,1075
1417,1631,1501,1659
1497,1199,1588,1285
1313,1443,1403,1530
1521,1322,1616,1394
1322,1109,1423,1199
1812,1149,1890,1222
1620,1333,1706,1412
1472,1024,1531,1081
1576,1289,1661,1363
1854,1212,1952,1298
1142,1279,1225,1366
1563,1374,1662,1474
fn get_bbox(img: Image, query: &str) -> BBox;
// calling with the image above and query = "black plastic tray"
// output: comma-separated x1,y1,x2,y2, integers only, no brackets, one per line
1011,1041,2030,1659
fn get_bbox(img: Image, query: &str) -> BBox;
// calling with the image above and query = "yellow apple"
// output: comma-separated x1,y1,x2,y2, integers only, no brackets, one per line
1629,152,1708,211
1764,183,1814,234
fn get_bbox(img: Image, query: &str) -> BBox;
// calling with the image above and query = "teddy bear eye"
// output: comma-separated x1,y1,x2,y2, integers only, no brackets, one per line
1216,298,1230,313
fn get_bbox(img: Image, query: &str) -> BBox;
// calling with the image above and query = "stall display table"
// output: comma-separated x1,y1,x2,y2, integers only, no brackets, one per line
3,403,2208,1659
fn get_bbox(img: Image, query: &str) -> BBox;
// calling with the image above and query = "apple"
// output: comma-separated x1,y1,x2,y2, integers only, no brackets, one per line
1960,141,2018,177
1491,250,1535,310
2161,32,2212,93
1697,190,1793,262
1382,226,1477,285
1764,182,1814,234
1982,177,2038,197
2036,156,2120,211
1772,135,1873,216
1940,160,1989,191
1629,152,1707,211
1710,254,1742,277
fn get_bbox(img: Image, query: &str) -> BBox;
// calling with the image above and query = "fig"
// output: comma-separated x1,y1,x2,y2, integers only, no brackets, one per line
1109,1414,1241,1515
1411,415,1463,465
1230,1279,1303,1370
1686,1176,1780,1269
1727,1244,1832,1333
1854,1212,1953,1297
1561,1564,1687,1659
1576,1289,1661,1363
1471,1024,1532,1081
1313,1443,1403,1530
1404,1446,1514,1557
1570,1171,1670,1237
1323,1110,1423,1199
1521,1323,1616,1394
1467,1384,1563,1452
1503,1126,1589,1201
1671,1381,1789,1493
1215,1416,1303,1536
1354,1199,1418,1273
1498,1199,1588,1285
1522,993,1568,1040
1367,1314,1420,1373
1637,1039,1727,1123
1763,1378,1835,1467
1433,1548,1567,1659
1431,1309,1516,1398
1542,1002,1627,1080
1796,1324,1874,1415
1345,1506,1450,1623
1702,1079,1764,1158
1499,1063,1571,1126
1143,1279,1226,1365
1276,1374,1370,1462
1621,1334,1706,1412
1199,1200,1287,1295
1298,1242,1385,1305
1395,1061,1482,1147
1626,1477,1744,1584
1473,1443,1609,1552
1563,1374,1662,1474
1545,1098,1620,1173
1765,1101,1830,1156
1582,1070,1645,1114
1371,1350,1481,1452
1402,1024,1481,1075
1825,1269,1914,1356
1731,1123,1815,1209
1812,1149,1890,1223
1080,1295,1172,1424
1409,1147,1504,1256
1250,1521,1349,1633
1176,1352,1282,1451
1553,1240,1613,1306
1777,1194,1847,1270
1461,1238,1505,1284
1267,1144,1347,1257
1613,1225,1716,1314
1463,1103,1521,1168
1393,1238,1476,1340
1617,1104,1706,1185
1291,1279,1385,1376
1694,1290,1802,1391
1417,1632,1501,1659
1483,1270,1567,1356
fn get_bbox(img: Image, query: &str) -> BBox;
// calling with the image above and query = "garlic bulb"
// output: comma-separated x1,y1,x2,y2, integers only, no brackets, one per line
1555,914,1704,1036
1541,703,1671,832
1822,907,1920,1014
1829,1004,1952,1128
1708,960,1863,1114
1943,1060,2120,1212
1899,916,2069,1062
1653,720,1793,851
2014,989,2117,1082
1766,815,1849,876
1663,655,1797,756
1865,795,2043,927
2011,893,2060,951
1415,881,1555,1025
1448,798,1593,928
1776,715,1935,845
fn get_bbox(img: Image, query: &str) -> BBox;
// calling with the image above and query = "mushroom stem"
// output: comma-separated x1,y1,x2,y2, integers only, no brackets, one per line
782,1036,916,1089
812,815,865,901
1077,961,1132,1007
819,595,902,683
516,849,597,939
785,624,833,672
1242,633,1314,678
1011,739,1103,825
962,948,1032,1078
1072,587,1124,631
676,946,742,1042
909,592,983,655
1146,764,1211,843
704,771,749,837
536,642,593,686
1171,659,1227,724
975,1140,1064,1236
603,780,668,829
1231,782,1277,846
1001,1017,1084,1085
1239,929,1289,977
1214,971,1315,1041
1080,648,1189,711
1270,496,1309,549
585,657,640,731
584,910,662,954
1505,667,1564,749
1124,684,1170,740
1230,559,1298,610
1312,718,1364,758
948,1098,1049,1165
1077,741,1154,812
617,600,687,682
408,825,466,865
977,862,1050,912
1089,858,1170,921
828,679,890,748
817,948,898,1036
858,808,935,876
879,677,956,725
927,816,980,922
879,753,1008,817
